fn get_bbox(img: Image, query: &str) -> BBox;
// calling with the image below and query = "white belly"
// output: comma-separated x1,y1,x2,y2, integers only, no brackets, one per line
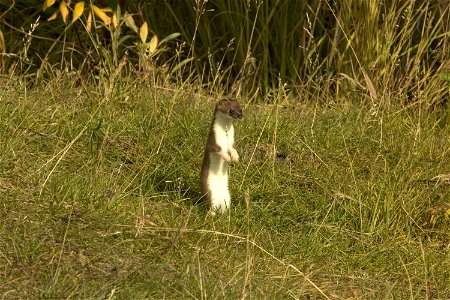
207,152,230,213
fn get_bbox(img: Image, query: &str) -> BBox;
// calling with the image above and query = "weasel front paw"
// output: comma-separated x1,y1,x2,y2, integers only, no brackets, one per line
218,151,232,162
229,148,239,163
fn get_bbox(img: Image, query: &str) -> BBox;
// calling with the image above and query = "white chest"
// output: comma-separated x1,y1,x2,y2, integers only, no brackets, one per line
214,122,234,151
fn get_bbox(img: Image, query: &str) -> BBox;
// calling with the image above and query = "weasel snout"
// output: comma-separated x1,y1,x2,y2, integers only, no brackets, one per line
230,107,243,120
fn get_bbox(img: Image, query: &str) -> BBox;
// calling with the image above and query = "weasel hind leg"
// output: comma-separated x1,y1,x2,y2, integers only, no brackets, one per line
210,190,231,214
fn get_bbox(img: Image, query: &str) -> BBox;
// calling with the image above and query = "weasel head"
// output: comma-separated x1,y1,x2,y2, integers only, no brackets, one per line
215,98,243,120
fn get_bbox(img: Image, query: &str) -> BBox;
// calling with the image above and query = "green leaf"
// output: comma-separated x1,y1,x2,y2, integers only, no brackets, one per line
159,32,181,45
171,57,194,74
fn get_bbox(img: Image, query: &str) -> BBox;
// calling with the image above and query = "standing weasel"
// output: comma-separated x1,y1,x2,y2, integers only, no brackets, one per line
200,98,243,214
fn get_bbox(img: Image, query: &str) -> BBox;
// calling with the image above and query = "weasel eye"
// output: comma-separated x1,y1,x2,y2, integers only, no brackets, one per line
229,109,234,114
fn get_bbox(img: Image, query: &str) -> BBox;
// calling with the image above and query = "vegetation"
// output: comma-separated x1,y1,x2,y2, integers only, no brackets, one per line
0,0,449,299
1,0,450,102
1,78,449,298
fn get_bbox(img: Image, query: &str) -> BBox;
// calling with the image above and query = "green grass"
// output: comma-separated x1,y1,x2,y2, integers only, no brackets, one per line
0,78,449,299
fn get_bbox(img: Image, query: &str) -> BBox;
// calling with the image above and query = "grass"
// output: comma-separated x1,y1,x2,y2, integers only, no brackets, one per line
0,77,449,299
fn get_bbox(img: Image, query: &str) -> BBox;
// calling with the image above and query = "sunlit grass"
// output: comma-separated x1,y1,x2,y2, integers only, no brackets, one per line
0,77,448,299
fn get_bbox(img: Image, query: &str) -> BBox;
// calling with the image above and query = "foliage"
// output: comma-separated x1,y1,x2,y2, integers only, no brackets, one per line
0,0,180,85
1,0,450,104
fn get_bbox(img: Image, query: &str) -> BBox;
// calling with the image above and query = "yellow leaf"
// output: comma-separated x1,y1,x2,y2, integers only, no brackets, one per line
102,7,113,12
124,13,138,32
86,11,92,32
48,10,59,21
139,21,148,43
42,0,56,11
92,5,111,25
148,35,158,54
60,1,69,24
111,13,119,29
72,1,85,24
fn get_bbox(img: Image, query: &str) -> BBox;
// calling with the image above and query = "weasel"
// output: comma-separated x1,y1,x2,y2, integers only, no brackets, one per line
200,98,243,214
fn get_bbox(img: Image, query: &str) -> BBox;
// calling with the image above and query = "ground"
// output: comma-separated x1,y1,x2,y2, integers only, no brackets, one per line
0,79,449,299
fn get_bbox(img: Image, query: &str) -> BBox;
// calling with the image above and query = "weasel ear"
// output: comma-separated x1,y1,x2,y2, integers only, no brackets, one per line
217,98,231,110
217,97,239,109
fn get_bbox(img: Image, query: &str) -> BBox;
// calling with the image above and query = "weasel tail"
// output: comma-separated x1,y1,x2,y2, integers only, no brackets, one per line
200,98,242,215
